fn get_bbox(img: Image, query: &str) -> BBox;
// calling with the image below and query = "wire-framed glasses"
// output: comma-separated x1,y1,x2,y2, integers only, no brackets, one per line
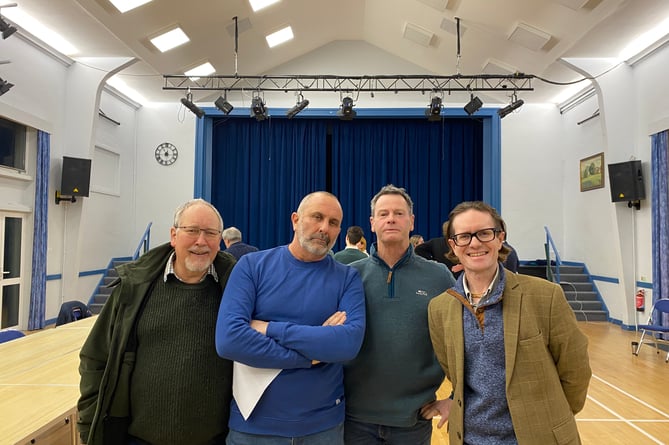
450,227,501,246
176,226,222,239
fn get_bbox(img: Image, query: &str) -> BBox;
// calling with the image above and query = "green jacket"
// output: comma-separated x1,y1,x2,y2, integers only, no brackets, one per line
76,242,236,444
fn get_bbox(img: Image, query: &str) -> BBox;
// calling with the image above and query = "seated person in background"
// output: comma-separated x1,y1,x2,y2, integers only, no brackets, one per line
334,226,369,265
222,227,259,260
409,234,424,248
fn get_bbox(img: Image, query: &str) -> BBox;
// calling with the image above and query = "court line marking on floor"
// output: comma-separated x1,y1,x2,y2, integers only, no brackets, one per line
584,396,665,444
591,374,669,418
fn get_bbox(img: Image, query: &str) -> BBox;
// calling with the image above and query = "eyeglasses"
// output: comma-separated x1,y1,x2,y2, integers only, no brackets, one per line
176,226,222,239
450,228,501,246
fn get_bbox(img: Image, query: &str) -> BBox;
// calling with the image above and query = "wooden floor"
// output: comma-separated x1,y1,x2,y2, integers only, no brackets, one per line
430,321,669,444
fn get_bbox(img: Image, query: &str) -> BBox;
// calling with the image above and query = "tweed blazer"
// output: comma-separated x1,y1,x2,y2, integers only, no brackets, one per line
428,271,591,445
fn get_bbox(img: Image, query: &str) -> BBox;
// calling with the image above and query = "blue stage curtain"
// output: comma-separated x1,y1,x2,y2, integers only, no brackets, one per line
28,130,50,330
651,130,669,333
330,118,482,250
211,118,328,250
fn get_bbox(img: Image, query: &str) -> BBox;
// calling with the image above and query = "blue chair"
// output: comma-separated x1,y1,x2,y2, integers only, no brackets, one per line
0,329,25,343
633,299,669,363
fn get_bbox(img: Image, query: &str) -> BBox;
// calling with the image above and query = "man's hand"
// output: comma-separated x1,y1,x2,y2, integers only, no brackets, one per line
420,398,452,428
250,319,269,335
322,311,346,326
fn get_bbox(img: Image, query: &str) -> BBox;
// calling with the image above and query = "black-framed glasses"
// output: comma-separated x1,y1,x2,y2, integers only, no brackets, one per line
176,226,222,239
450,227,501,246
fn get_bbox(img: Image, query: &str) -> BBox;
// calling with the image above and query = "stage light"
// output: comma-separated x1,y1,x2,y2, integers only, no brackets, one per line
180,91,205,118
425,96,442,121
337,96,356,120
251,95,268,121
0,17,15,39
214,92,234,115
286,95,309,119
0,77,13,96
498,96,524,118
464,94,483,115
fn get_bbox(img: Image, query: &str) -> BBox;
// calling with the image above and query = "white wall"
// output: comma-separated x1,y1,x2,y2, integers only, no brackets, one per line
1,36,665,328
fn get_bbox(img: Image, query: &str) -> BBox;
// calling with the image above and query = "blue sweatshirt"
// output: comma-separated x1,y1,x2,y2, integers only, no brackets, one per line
215,246,366,437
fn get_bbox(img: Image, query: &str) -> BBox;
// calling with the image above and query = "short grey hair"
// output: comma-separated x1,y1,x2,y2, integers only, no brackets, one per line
222,226,242,241
173,198,224,230
370,184,414,216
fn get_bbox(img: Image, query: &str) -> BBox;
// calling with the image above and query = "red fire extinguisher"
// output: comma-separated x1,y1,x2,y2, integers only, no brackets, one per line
635,289,645,312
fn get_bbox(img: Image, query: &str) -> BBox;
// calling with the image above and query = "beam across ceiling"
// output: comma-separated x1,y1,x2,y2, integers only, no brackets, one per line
162,74,533,93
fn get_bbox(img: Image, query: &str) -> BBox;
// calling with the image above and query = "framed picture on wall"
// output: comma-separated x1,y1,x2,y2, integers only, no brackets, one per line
580,152,605,192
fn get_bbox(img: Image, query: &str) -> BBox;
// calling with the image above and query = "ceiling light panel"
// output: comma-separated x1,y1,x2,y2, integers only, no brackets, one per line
150,27,189,52
508,22,551,51
416,0,451,11
109,0,153,13
266,26,293,48
481,58,516,75
249,0,280,12
440,17,466,36
184,62,215,77
403,22,435,47
551,0,589,10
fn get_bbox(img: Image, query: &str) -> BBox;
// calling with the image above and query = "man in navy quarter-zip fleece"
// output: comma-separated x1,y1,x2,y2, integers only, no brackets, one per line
344,185,456,445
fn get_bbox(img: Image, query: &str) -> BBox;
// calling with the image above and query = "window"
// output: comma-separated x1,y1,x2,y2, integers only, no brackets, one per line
0,117,27,171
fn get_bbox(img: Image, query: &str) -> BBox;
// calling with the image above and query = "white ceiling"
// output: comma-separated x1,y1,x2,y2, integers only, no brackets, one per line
4,0,668,105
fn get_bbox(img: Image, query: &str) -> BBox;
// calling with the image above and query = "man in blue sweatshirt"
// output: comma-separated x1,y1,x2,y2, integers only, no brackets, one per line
216,191,366,445
344,184,455,445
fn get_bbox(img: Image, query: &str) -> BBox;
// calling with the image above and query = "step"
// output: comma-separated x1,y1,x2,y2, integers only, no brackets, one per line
96,286,114,295
557,273,590,283
568,301,603,311
563,291,598,302
92,294,109,305
560,282,593,292
573,311,608,322
89,303,104,315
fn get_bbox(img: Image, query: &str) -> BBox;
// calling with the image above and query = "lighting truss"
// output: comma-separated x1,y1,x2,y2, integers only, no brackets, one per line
162,74,533,93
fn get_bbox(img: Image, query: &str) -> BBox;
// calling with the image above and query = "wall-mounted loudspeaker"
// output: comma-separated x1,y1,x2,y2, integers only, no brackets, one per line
61,156,92,197
607,160,645,203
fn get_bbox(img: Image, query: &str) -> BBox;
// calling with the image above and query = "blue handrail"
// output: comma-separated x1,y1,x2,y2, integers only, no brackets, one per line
133,222,153,259
544,226,562,283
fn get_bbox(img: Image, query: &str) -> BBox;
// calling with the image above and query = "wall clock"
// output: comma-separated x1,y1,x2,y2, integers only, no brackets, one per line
155,142,178,166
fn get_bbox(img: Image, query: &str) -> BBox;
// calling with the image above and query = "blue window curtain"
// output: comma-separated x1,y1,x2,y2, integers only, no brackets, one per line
651,130,669,332
28,130,49,330
211,118,328,250
330,118,483,248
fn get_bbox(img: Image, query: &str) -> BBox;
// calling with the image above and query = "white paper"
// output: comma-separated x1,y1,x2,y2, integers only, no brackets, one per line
232,361,282,420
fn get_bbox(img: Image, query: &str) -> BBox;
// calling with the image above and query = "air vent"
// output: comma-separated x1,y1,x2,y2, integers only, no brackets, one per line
552,0,589,10
403,22,436,47
508,22,551,51
481,58,516,75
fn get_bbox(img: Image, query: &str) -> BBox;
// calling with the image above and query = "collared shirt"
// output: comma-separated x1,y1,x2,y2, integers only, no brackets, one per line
463,266,500,309
163,251,218,283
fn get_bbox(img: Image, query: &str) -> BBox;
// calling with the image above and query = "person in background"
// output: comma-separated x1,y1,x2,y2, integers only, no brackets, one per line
222,226,259,260
414,221,459,275
215,191,366,445
334,225,368,265
428,201,591,444
77,198,236,445
357,236,369,256
344,184,456,445
410,234,424,248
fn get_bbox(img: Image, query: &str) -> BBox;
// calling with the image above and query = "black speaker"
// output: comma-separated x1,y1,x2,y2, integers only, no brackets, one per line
607,160,645,202
61,156,91,197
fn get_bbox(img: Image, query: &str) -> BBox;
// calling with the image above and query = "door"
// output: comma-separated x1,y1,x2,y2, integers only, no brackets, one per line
1,213,23,329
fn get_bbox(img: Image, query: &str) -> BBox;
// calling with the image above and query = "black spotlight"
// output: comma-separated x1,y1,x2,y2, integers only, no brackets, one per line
0,77,13,96
498,98,524,118
286,97,309,119
464,94,483,115
214,93,234,115
337,96,356,121
181,92,205,119
0,17,16,40
425,97,442,121
251,96,268,121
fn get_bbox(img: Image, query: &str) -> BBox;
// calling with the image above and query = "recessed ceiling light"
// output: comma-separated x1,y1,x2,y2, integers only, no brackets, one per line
184,62,215,77
109,0,153,13
150,27,189,52
249,0,280,12
2,7,79,55
266,26,293,48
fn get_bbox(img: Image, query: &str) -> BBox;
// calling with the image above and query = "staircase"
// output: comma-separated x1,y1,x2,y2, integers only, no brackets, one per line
89,258,132,314
517,263,608,322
